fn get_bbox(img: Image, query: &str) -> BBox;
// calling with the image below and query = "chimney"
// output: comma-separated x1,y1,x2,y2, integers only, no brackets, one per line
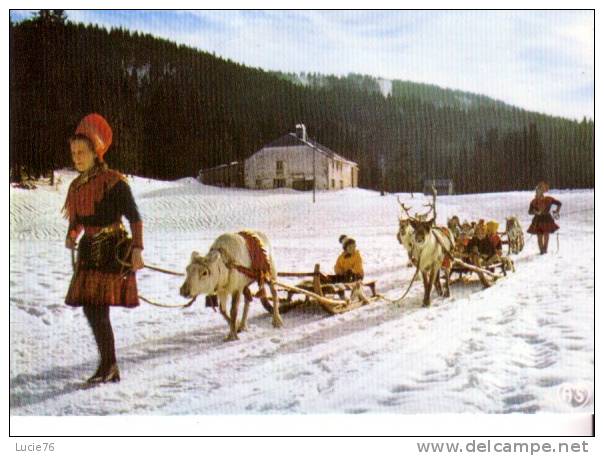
295,123,307,142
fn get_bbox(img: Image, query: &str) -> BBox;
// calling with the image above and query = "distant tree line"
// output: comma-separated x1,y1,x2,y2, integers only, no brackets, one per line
10,11,594,192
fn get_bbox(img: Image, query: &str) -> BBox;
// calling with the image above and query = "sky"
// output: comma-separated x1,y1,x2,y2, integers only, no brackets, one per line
10,9,594,120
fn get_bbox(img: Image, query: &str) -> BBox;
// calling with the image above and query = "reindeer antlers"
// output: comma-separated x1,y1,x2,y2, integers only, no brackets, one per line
398,186,437,222
397,196,414,218
417,186,438,221
428,185,438,221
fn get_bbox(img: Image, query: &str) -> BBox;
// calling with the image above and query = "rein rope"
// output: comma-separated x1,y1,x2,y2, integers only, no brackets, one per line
387,263,420,304
70,241,195,309
388,229,447,304
389,225,505,305
138,294,196,309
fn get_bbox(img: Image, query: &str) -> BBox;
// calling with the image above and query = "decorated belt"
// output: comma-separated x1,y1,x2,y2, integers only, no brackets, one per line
84,222,125,237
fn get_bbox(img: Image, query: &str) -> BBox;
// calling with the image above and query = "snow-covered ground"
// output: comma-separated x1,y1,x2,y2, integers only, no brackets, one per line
10,171,593,415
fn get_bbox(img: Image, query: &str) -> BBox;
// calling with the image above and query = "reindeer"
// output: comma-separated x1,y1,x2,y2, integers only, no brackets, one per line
397,198,417,267
505,216,524,254
397,195,436,265
180,230,282,341
396,193,443,267
397,188,455,307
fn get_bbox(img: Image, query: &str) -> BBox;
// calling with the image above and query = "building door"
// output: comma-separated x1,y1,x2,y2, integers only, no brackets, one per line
292,179,314,191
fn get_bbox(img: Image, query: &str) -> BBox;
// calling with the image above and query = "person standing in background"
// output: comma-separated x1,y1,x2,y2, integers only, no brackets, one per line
527,181,561,255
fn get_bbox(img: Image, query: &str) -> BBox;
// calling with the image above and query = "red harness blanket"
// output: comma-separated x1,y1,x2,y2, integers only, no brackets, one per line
232,231,272,286
433,226,453,269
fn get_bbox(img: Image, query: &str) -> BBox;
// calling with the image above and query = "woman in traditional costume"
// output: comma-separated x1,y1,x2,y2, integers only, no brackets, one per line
527,182,561,255
64,113,144,384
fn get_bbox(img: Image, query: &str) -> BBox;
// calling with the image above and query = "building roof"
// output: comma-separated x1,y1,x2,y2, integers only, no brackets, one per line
261,133,358,166
198,161,241,174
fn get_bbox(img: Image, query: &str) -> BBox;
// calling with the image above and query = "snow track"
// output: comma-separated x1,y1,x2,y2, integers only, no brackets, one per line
10,171,593,415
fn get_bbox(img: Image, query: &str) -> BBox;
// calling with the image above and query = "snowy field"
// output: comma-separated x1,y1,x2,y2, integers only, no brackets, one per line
10,171,594,415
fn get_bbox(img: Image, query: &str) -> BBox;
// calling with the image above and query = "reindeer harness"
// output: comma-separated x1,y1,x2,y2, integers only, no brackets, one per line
226,231,273,288
432,226,453,269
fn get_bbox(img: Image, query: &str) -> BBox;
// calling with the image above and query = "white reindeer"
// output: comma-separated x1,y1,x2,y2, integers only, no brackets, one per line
397,190,455,307
505,216,524,254
396,196,438,267
397,198,417,267
180,230,282,341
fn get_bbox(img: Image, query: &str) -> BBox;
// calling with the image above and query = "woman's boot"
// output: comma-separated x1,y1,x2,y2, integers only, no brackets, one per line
86,364,105,384
102,364,121,382
84,305,118,383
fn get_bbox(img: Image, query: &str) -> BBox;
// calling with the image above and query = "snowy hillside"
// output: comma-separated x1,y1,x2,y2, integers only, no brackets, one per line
10,171,594,415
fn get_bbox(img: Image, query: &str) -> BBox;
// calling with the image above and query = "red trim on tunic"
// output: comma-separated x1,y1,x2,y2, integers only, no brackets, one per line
68,224,83,241
63,168,124,222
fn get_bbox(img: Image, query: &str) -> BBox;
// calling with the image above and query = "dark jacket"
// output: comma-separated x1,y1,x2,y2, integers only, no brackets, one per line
466,236,496,257
64,166,143,307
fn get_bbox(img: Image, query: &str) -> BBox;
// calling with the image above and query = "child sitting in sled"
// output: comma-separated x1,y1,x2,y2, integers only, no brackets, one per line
485,220,503,262
332,235,364,283
466,221,501,262
486,220,515,272
465,221,496,288
454,220,473,255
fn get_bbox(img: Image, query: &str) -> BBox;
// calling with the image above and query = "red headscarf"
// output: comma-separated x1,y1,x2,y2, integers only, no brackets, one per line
75,113,113,160
64,114,120,220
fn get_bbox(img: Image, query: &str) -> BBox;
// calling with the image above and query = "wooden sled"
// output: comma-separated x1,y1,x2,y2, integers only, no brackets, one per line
450,256,513,283
274,264,378,315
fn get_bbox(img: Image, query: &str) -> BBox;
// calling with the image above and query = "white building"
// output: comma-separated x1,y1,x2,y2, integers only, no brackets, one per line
244,124,359,190
423,178,454,195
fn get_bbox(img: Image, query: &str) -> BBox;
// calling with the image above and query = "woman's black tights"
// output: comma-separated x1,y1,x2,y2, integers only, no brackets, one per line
83,305,116,372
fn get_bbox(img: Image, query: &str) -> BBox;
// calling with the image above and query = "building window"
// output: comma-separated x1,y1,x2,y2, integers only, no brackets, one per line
256,179,262,188
273,178,286,188
331,179,335,189
276,160,284,174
